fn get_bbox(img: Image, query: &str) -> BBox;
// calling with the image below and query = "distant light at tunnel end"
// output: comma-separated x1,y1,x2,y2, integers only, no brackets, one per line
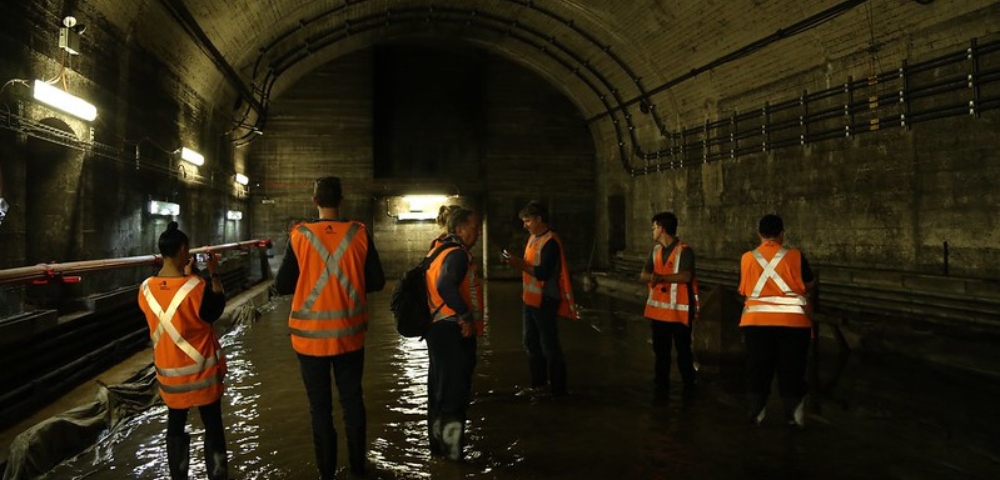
32,79,97,121
149,200,180,216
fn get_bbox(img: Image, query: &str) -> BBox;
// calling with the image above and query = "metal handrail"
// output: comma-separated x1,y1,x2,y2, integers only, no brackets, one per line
0,239,272,286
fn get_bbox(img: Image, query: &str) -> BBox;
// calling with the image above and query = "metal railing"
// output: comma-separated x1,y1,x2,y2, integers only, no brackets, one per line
0,239,272,286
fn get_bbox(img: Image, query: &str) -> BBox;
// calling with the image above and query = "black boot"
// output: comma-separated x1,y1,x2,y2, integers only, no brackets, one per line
312,429,337,480
747,394,768,426
166,434,190,480
528,356,548,388
550,361,568,396
346,424,367,476
783,396,806,428
204,437,228,480
439,417,466,462
429,416,444,457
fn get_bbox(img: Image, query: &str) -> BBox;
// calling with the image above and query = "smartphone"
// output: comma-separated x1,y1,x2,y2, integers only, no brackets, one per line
195,253,210,263
500,250,511,260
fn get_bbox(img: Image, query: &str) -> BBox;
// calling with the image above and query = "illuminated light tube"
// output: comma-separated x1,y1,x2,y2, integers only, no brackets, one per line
149,200,180,216
402,195,448,213
180,147,205,166
32,79,97,121
226,210,243,220
235,173,249,186
397,211,438,221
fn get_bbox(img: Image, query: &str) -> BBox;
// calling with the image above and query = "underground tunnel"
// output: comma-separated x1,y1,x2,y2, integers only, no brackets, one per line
1,1,999,479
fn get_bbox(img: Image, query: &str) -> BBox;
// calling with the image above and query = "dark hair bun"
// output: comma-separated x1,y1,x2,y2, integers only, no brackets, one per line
166,221,179,231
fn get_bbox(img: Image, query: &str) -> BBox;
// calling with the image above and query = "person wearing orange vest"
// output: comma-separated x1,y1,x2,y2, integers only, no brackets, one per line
640,212,699,392
502,201,578,396
274,177,385,479
137,222,228,480
429,204,461,251
739,214,816,427
424,208,484,461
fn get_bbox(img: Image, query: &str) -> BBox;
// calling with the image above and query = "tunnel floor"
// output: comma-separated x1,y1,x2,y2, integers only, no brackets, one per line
36,281,998,480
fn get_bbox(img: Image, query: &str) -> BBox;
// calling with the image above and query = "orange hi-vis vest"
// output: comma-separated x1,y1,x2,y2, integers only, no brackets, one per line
644,242,700,326
425,244,485,336
288,220,370,356
138,276,225,409
739,241,811,328
522,231,579,320
428,233,448,251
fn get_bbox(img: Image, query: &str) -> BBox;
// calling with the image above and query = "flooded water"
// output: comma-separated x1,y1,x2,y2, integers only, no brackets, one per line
39,282,998,480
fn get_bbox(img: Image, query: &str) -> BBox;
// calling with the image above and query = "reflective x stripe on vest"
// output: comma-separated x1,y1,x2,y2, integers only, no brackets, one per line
744,247,807,314
289,223,367,339
142,277,222,393
645,244,699,313
430,247,484,323
523,232,550,296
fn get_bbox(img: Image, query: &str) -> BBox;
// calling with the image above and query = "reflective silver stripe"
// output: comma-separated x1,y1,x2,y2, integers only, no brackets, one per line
646,299,691,312
159,374,220,394
743,304,807,314
290,305,368,320
527,233,553,267
143,277,205,365
296,223,362,312
754,295,807,306
156,349,223,378
750,248,795,298
524,283,544,294
434,310,456,322
290,322,368,339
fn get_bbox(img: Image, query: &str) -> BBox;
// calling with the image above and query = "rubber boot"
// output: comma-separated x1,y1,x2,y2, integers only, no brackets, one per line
346,424,367,476
550,361,568,396
166,434,190,480
428,416,443,456
784,396,806,428
312,429,337,480
528,356,548,388
439,417,466,462
747,394,768,426
204,436,228,480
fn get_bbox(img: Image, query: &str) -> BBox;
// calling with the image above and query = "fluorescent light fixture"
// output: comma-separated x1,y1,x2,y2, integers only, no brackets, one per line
403,195,448,213
180,147,205,166
235,173,249,186
397,211,438,221
32,79,97,121
149,200,180,216
226,210,243,220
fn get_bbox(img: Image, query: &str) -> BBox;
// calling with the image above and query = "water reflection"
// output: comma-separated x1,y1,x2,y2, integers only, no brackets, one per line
30,282,1000,480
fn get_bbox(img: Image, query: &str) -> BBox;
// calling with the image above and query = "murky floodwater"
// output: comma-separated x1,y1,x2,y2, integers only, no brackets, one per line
39,282,998,480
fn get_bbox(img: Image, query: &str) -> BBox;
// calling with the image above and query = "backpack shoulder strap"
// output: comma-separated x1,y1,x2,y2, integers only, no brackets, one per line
422,243,457,268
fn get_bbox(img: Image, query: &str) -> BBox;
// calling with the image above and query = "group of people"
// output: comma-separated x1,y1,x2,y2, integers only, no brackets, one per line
137,175,814,479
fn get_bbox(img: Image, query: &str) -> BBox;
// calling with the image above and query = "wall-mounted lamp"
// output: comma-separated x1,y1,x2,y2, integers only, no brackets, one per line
226,210,243,220
149,200,180,216
180,147,205,166
32,79,97,121
235,173,249,186
393,195,450,221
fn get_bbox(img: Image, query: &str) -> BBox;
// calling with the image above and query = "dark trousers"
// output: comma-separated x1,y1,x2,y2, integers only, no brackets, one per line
743,326,810,399
523,297,567,394
167,400,227,479
426,320,477,460
297,349,367,479
650,320,696,387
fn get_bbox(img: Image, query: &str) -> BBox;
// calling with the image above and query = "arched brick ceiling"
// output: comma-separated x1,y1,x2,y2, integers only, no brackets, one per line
96,0,996,170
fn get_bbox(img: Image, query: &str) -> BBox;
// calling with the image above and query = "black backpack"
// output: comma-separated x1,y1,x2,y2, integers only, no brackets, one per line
390,245,451,338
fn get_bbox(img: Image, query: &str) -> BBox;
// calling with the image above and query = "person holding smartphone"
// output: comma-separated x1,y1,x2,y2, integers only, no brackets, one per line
502,201,578,396
137,221,228,480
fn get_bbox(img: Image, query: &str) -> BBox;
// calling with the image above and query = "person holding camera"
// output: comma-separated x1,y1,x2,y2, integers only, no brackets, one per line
502,201,578,396
640,212,699,392
137,221,228,480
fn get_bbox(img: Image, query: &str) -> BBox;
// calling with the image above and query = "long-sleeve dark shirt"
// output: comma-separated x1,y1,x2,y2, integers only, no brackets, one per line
273,220,385,296
199,281,226,323
436,245,471,318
